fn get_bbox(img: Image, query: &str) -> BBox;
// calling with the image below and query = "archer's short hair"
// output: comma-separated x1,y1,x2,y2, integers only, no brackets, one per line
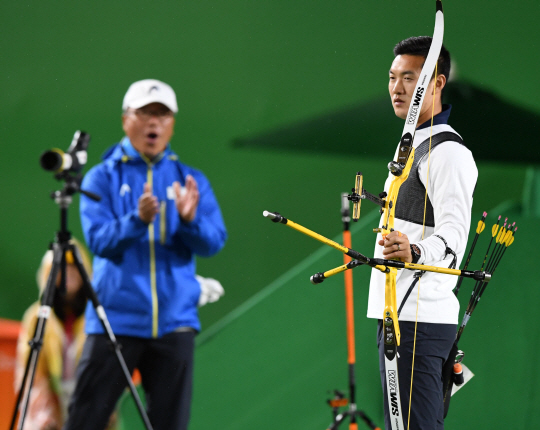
393,36,451,82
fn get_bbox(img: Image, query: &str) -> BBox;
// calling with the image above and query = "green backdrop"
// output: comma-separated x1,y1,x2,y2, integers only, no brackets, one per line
1,1,539,429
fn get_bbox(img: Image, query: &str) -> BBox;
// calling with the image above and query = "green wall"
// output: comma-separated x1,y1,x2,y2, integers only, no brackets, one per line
1,1,539,428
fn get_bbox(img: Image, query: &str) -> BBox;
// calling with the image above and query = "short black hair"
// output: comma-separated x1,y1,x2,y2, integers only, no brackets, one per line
393,36,451,82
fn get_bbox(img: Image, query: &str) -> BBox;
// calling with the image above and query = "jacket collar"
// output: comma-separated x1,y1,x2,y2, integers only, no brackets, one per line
102,137,174,164
417,104,452,131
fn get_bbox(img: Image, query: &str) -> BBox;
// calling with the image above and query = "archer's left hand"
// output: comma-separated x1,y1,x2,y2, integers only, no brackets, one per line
379,230,413,263
173,175,199,222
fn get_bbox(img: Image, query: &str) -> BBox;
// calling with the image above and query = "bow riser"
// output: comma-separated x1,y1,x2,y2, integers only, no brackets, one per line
381,147,416,236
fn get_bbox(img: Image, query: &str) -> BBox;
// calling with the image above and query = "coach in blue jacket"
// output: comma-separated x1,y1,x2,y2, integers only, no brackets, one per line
64,79,227,430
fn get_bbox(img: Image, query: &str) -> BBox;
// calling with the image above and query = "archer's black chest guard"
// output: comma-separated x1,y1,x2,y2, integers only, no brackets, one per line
395,131,466,227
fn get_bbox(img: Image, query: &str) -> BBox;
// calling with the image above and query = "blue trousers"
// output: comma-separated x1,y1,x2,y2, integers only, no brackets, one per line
63,331,195,430
377,320,456,430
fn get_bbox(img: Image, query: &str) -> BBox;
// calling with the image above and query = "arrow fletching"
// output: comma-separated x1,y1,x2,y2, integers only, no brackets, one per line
476,211,487,234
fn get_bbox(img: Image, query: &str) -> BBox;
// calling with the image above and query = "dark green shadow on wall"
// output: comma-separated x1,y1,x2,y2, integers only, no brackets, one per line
233,81,540,164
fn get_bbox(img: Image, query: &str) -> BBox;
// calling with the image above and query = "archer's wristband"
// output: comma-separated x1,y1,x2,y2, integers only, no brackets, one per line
410,244,421,264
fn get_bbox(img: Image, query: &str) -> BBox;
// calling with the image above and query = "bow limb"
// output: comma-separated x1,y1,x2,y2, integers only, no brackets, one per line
382,2,445,429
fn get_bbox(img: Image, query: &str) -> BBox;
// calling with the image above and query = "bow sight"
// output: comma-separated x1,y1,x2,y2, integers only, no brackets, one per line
347,172,387,220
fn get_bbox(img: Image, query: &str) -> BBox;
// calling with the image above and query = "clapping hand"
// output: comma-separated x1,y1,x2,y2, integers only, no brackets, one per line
173,175,199,222
138,183,159,224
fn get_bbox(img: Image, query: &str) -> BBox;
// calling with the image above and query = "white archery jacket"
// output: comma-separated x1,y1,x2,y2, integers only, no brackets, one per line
367,123,478,324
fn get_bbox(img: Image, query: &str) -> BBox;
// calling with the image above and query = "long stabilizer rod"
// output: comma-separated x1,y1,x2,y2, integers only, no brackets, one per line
263,211,491,284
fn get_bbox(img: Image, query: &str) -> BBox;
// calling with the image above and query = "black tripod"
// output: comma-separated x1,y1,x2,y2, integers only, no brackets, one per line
10,173,154,430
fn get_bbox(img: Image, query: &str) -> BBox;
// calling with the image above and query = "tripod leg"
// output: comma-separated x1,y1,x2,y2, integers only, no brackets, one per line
11,243,65,430
327,411,349,430
70,243,154,430
356,410,381,430
10,310,49,430
349,412,358,430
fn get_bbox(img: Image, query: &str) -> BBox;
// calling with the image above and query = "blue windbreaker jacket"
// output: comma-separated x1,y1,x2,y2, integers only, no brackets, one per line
80,138,227,338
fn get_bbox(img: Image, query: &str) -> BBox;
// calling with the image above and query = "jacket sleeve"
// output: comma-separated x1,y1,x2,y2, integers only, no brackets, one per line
171,171,227,257
415,141,478,264
80,164,148,258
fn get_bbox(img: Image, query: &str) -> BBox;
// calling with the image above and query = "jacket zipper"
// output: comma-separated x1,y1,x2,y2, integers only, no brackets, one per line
147,166,159,338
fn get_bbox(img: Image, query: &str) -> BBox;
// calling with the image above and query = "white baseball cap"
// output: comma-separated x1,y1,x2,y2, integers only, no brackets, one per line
122,79,178,113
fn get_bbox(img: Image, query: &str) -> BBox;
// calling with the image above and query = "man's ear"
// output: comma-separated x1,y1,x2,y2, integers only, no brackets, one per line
121,113,128,134
436,73,447,94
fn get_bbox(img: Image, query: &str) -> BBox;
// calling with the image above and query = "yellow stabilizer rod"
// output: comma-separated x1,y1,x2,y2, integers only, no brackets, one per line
310,257,490,285
263,211,363,260
264,211,491,283
372,258,492,282
311,260,388,284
